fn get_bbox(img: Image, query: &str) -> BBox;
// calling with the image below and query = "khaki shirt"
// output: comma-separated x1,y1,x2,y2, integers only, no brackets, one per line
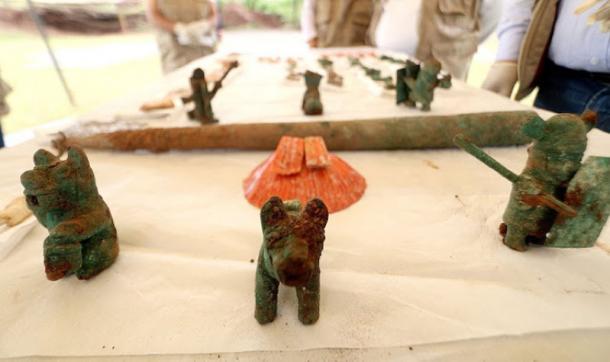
416,0,481,80
369,0,482,80
315,0,375,47
155,0,215,74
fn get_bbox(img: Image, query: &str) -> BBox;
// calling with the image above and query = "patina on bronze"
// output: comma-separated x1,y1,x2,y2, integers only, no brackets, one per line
302,70,324,116
20,146,119,280
397,58,451,111
183,61,238,124
455,112,596,251
255,197,328,325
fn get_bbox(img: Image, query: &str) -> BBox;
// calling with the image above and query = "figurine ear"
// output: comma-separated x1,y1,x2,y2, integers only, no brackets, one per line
522,116,546,140
33,149,58,167
581,110,597,132
303,198,328,229
261,196,288,227
67,146,90,169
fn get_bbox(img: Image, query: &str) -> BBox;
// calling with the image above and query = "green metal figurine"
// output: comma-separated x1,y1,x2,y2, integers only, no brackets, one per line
302,71,324,116
546,156,610,248
183,61,238,124
255,197,328,325
349,57,395,90
396,59,451,111
455,113,596,251
21,146,119,280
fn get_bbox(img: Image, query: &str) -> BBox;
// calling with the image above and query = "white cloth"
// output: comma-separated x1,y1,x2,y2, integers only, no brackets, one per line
1,52,609,360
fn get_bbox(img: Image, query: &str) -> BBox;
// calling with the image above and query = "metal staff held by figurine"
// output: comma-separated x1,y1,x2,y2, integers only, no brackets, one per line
454,134,577,217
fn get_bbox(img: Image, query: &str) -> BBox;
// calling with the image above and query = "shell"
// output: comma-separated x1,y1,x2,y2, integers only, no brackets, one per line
243,136,366,213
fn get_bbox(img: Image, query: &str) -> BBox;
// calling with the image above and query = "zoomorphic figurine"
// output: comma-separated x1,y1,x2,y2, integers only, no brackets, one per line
455,113,596,251
302,71,324,116
20,147,119,280
255,197,329,325
398,58,451,111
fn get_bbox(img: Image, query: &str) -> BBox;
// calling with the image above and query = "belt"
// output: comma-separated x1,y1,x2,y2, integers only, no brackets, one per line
546,61,610,85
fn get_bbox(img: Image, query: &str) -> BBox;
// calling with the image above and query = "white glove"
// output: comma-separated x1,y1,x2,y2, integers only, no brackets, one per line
482,62,518,98
174,20,216,46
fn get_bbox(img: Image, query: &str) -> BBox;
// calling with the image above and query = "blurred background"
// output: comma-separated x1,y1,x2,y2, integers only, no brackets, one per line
0,0,498,137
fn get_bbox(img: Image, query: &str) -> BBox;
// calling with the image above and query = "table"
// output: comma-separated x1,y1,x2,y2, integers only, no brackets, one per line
1,50,609,361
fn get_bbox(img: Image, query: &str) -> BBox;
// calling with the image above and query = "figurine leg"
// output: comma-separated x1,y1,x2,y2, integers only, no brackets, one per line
255,261,279,324
44,238,82,281
503,226,528,252
77,235,118,280
296,268,320,325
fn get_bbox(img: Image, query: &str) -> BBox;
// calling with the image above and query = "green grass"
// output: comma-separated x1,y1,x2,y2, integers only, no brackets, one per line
0,29,162,134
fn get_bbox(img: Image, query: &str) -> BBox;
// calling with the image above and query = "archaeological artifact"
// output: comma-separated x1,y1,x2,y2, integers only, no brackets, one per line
302,71,324,116
183,61,238,124
397,58,451,111
244,136,367,213
255,196,328,325
455,112,601,251
54,111,538,153
20,146,119,280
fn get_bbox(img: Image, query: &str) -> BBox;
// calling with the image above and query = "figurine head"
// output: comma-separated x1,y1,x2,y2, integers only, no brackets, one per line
523,114,592,180
20,146,99,229
261,197,328,287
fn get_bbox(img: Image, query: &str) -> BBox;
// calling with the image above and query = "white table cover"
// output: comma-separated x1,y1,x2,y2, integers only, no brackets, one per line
1,51,609,361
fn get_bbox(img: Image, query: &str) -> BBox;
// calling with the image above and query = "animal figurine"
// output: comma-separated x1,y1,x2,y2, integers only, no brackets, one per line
455,112,596,251
403,58,451,111
302,71,324,116
20,146,118,280
396,59,421,107
255,196,329,325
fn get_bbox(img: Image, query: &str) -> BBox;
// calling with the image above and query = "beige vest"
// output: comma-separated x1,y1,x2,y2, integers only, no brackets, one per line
156,0,215,74
515,0,559,100
369,0,481,80
416,0,481,80
0,73,11,117
315,0,375,47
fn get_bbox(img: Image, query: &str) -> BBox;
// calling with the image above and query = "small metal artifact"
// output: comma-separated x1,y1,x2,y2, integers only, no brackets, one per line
255,196,328,325
302,71,324,116
350,57,394,90
286,58,302,81
20,146,119,280
318,57,343,87
399,58,451,111
546,156,610,248
455,113,596,251
183,61,238,124
396,60,421,107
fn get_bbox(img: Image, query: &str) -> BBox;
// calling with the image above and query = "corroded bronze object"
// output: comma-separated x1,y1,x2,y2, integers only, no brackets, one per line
302,71,324,116
183,61,238,124
20,147,119,280
397,58,451,111
455,113,596,251
255,197,328,325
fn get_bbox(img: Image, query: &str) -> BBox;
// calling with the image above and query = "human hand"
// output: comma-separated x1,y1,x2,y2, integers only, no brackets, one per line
308,37,319,48
482,62,518,98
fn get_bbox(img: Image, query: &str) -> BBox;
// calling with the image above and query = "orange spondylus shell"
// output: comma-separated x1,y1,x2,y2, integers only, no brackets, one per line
243,136,366,213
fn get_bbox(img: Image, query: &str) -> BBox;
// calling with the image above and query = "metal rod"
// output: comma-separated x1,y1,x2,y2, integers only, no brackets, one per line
26,0,76,106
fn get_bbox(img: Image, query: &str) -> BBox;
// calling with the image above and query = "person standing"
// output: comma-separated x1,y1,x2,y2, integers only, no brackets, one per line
300,0,375,48
369,0,503,80
0,71,11,149
147,0,218,74
483,0,610,132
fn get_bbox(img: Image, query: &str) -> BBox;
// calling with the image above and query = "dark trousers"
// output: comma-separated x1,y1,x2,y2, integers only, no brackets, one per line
535,61,610,133
0,123,4,148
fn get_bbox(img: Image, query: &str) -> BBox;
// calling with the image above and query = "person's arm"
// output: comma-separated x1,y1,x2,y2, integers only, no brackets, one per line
147,0,175,32
482,0,535,97
301,0,318,47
